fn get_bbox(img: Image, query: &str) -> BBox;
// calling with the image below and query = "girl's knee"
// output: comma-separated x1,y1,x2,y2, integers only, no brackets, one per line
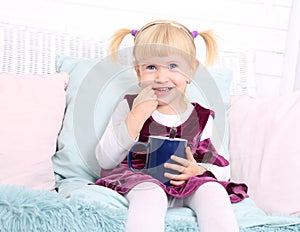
126,182,168,204
196,181,228,196
184,182,228,205
131,182,164,191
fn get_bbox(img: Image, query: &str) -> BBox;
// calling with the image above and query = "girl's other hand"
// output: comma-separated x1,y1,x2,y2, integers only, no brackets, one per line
164,147,207,186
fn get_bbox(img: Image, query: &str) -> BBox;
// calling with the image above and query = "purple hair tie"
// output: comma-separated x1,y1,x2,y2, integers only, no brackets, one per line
192,31,198,38
131,29,138,36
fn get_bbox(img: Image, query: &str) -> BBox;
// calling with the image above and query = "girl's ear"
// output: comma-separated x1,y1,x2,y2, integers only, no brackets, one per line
190,59,200,77
134,65,141,82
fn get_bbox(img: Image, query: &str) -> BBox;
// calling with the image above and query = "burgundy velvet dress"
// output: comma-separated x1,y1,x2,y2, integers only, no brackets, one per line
95,95,248,203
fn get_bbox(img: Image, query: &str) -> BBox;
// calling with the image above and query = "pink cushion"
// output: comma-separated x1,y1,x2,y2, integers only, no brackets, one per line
0,72,68,190
228,91,300,215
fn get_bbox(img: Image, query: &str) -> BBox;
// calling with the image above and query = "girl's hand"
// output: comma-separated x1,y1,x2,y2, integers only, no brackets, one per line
132,85,158,121
164,147,207,186
126,86,158,139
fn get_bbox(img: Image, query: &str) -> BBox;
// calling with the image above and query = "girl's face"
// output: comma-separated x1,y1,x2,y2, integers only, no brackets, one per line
135,55,199,113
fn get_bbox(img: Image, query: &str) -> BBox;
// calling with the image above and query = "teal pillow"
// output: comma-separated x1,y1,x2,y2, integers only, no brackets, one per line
53,55,138,189
52,55,232,190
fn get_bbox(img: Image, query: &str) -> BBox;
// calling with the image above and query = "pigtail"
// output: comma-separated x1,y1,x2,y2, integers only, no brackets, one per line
198,30,218,66
108,28,132,61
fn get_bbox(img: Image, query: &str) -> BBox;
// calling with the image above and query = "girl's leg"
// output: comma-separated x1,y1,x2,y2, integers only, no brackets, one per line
124,182,168,232
183,181,239,232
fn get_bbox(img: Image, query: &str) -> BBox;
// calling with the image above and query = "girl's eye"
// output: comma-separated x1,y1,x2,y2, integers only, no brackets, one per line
169,63,177,70
146,65,156,70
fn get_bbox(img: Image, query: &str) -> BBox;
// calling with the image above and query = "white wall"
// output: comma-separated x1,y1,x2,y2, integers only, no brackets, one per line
0,0,293,96
281,0,300,94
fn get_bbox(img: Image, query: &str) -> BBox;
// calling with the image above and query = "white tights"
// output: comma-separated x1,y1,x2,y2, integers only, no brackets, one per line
124,181,239,232
183,181,240,232
125,182,168,232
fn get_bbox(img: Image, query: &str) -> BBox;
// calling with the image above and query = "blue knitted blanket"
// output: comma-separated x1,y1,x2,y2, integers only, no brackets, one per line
1,185,300,232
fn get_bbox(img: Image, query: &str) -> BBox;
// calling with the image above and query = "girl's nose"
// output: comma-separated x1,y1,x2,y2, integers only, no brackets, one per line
155,66,169,83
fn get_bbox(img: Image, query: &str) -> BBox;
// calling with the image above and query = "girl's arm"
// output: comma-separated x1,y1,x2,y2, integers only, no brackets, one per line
96,86,158,170
95,100,136,169
164,115,231,185
165,116,230,185
126,85,158,140
199,116,230,181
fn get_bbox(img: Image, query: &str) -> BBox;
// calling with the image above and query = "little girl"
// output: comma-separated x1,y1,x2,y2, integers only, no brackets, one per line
95,19,248,232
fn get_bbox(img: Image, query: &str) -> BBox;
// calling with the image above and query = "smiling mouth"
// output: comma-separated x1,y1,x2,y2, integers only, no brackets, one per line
152,87,173,92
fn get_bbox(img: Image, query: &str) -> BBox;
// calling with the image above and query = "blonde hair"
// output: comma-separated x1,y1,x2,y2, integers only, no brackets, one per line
109,20,218,66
